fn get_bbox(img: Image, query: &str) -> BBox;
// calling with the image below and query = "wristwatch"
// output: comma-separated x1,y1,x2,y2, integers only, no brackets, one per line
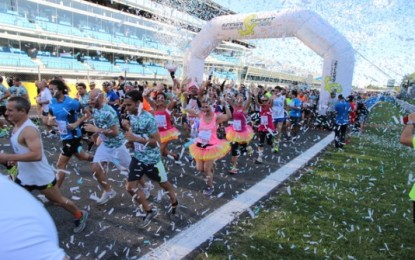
406,120,415,125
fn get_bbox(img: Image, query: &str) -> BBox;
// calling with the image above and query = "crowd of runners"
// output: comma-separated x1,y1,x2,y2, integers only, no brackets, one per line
0,69,371,248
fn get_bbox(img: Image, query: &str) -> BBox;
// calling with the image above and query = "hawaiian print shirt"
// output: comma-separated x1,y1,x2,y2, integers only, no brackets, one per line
92,104,125,148
129,110,160,165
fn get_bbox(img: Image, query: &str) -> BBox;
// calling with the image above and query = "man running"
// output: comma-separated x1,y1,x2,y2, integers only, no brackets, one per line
48,79,93,188
0,96,88,233
83,89,131,204
122,90,178,227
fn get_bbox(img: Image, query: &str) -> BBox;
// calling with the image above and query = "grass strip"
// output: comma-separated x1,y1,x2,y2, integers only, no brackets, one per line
196,101,414,259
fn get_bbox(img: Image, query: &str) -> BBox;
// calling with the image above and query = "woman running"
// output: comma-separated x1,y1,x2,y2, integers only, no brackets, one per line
225,91,254,174
187,97,231,196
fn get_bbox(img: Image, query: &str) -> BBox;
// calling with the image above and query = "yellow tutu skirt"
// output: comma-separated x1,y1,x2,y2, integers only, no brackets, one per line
225,125,254,143
189,140,230,161
160,127,180,144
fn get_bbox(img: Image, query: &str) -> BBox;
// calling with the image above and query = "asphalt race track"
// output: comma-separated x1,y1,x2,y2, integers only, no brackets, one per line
0,114,331,259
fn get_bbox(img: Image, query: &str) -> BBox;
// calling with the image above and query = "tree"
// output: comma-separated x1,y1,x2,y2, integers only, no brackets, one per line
402,72,415,86
400,72,415,98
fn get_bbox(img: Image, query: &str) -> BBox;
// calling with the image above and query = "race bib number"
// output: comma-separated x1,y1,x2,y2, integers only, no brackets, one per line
260,116,268,125
198,130,212,144
233,120,242,131
99,133,107,142
272,109,283,119
57,120,68,135
155,115,167,128
188,116,197,125
134,142,144,152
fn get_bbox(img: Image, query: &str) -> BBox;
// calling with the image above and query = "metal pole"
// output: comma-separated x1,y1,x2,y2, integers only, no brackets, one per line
244,66,250,85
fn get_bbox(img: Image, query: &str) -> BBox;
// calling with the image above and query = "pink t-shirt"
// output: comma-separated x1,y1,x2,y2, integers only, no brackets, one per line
197,113,219,145
232,106,247,132
154,109,173,132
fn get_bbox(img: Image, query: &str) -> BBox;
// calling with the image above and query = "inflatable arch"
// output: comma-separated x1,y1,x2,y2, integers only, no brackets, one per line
183,9,355,115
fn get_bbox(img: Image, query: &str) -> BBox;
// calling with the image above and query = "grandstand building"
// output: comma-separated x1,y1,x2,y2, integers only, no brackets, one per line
0,0,319,92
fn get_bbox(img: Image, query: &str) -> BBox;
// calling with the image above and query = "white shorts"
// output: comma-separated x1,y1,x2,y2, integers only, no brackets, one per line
93,144,131,171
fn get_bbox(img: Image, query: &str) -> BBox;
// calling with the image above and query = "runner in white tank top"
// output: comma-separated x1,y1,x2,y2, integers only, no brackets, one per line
10,118,55,186
271,89,286,153
0,96,89,234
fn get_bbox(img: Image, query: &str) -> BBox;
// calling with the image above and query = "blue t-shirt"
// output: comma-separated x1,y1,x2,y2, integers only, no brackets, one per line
289,97,302,118
335,100,351,125
106,90,120,114
50,96,82,140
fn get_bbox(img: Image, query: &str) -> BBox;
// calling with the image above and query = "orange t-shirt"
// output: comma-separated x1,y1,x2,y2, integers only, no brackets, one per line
142,98,152,112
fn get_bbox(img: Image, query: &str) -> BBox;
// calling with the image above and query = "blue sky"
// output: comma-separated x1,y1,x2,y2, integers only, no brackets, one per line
212,0,415,87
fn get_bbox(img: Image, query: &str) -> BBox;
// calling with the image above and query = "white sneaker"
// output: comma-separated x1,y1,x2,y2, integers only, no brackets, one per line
255,157,263,164
96,190,117,205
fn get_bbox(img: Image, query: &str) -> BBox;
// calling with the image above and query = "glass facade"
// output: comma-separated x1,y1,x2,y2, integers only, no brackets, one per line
0,0,189,59
0,0,303,87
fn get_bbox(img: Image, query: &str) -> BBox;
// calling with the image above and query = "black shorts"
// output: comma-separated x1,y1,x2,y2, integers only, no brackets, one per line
15,178,57,192
61,138,82,157
128,156,168,183
303,109,312,116
290,116,302,126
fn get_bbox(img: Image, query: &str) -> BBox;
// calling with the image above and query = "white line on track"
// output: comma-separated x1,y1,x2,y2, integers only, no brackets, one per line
141,132,335,260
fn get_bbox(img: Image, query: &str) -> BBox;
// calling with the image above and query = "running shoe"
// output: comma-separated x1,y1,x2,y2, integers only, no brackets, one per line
203,186,214,196
255,157,263,164
141,208,158,228
272,145,279,153
228,167,238,175
73,210,89,233
246,145,253,156
96,190,117,205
